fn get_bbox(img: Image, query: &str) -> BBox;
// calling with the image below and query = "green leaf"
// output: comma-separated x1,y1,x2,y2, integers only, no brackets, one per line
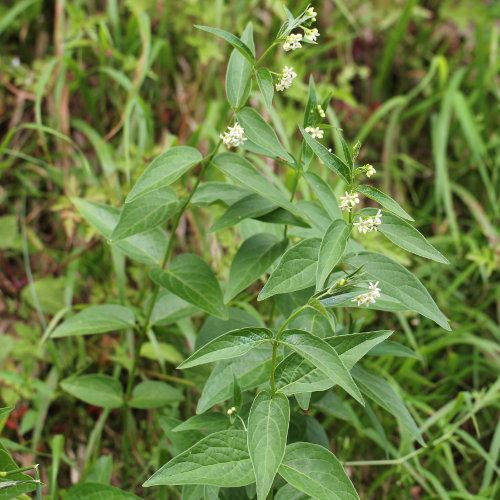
143,429,255,487
72,198,168,265
0,441,36,499
178,327,272,369
226,23,254,109
352,365,424,444
236,107,294,163
60,375,123,409
338,134,353,169
368,340,421,359
345,251,450,330
128,381,183,409
191,182,251,207
140,341,184,365
304,172,342,220
150,290,199,326
275,483,311,500
210,194,276,232
126,146,202,202
355,185,414,221
299,126,351,184
278,330,363,404
67,482,141,499
258,239,320,301
255,208,310,228
111,187,178,241
316,220,350,290
51,304,135,338
256,67,274,110
214,153,299,215
248,391,290,500
225,233,287,302
149,254,227,320
195,25,255,63
197,345,274,413
363,209,449,263
173,413,229,433
278,442,359,500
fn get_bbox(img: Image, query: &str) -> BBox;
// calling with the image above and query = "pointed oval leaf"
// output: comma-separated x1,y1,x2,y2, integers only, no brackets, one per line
256,67,274,110
66,482,141,500
111,187,178,241
143,429,255,487
150,290,200,326
248,391,290,500
299,126,351,184
316,219,350,290
191,182,251,207
128,381,183,409
51,304,135,338
173,413,229,433
178,327,273,369
60,375,123,409
149,254,227,320
355,185,414,221
225,233,287,302
362,208,448,263
226,23,254,109
278,442,360,500
126,146,202,202
278,330,363,404
258,239,321,301
72,198,167,265
236,107,294,163
194,26,255,63
345,251,450,330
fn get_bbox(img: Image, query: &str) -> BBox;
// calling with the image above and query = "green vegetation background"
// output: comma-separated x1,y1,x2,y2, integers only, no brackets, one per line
0,0,498,499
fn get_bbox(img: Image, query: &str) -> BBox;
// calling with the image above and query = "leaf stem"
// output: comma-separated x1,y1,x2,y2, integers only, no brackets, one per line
255,41,277,67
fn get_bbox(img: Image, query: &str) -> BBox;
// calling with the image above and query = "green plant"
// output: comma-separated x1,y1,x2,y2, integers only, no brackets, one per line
26,5,457,499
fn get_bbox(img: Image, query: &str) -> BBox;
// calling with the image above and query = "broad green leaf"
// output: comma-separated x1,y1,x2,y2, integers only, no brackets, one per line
149,254,227,320
197,345,274,413
226,23,254,109
182,485,220,500
150,290,199,326
338,134,353,169
210,194,276,232
194,26,255,63
111,187,178,241
299,126,351,184
0,407,12,419
355,185,414,221
72,198,167,265
362,208,449,263
256,67,274,110
178,327,273,369
140,342,184,365
258,239,320,301
275,483,311,500
352,365,424,444
128,381,183,409
278,330,363,404
60,375,123,409
214,153,300,216
51,304,135,338
66,482,140,499
236,107,294,163
225,233,287,302
248,392,290,500
304,172,342,220
0,441,36,499
255,207,310,228
345,251,450,330
173,413,228,433
191,182,251,207
368,340,421,359
316,220,350,290
126,146,202,202
143,430,255,487
278,442,359,500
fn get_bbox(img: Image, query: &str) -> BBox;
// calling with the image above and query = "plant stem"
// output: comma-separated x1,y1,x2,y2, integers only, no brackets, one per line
255,42,277,67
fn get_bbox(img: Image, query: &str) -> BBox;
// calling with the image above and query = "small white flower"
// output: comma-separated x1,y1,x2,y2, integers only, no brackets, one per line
304,28,320,42
353,209,383,234
305,126,324,139
283,33,303,51
11,57,21,67
227,406,237,415
364,164,376,177
306,7,317,21
317,104,326,118
339,191,360,212
220,122,247,149
276,66,297,92
352,281,381,307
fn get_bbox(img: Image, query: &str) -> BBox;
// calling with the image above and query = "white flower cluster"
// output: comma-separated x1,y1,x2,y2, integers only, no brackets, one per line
304,28,320,42
352,281,381,306
226,406,237,415
276,66,297,91
339,191,360,212
353,209,382,234
220,122,247,149
364,164,376,177
306,7,317,21
283,33,303,51
305,126,323,139
317,104,326,118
